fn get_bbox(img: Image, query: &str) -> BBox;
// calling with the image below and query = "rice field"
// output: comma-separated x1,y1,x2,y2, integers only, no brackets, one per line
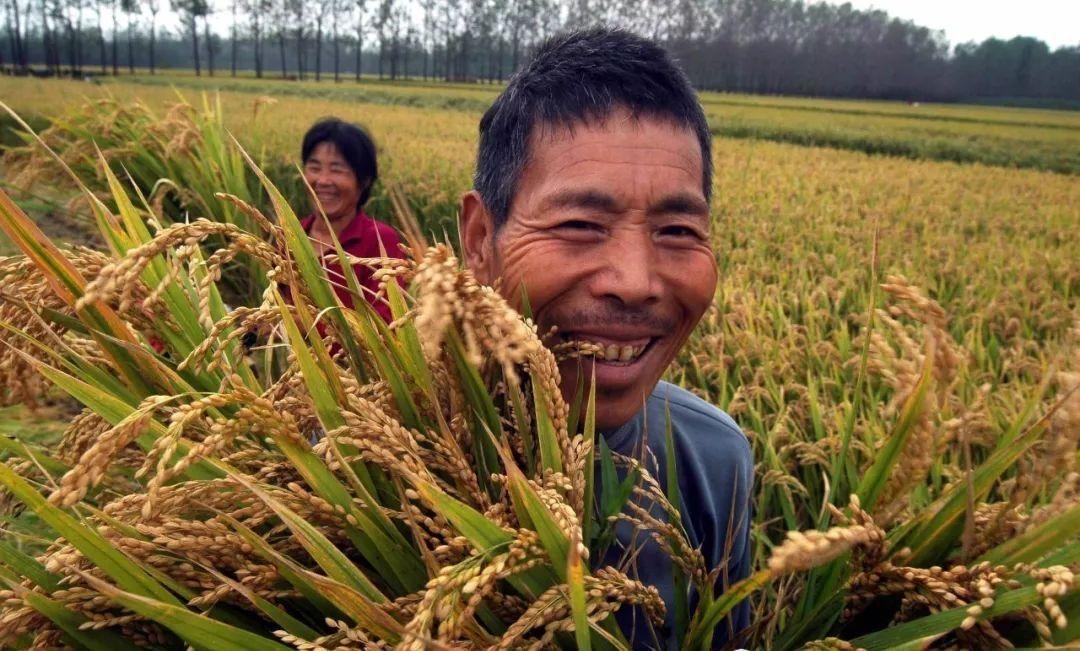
5,73,1080,176
0,73,1077,649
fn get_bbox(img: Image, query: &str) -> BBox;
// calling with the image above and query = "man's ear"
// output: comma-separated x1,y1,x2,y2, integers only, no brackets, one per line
459,190,497,285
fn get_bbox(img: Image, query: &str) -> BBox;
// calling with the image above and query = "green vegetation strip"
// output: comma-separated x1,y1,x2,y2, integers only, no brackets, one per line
710,122,1080,175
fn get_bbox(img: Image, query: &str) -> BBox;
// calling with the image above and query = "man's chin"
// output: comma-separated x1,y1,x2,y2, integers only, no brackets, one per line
558,359,657,431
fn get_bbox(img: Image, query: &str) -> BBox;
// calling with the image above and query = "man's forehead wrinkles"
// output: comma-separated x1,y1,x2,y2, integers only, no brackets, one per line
532,152,701,190
547,157,697,175
533,122,700,160
540,141,699,168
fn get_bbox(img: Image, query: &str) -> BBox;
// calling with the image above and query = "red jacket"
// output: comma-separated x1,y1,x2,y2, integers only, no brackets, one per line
300,209,405,323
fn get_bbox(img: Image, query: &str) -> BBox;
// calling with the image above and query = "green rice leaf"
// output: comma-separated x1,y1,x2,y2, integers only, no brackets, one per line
0,463,180,605
0,436,67,477
228,472,387,603
204,568,321,641
852,585,1044,650
567,534,592,651
81,574,292,651
504,459,570,580
580,374,598,558
976,503,1080,566
272,290,425,593
532,381,563,474
856,345,934,511
663,400,689,644
683,570,771,650
0,541,61,593
413,477,556,600
6,583,144,651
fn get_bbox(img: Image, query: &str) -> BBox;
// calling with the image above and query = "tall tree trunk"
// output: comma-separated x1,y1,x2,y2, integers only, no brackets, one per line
126,14,133,72
9,0,26,70
389,31,395,79
294,25,302,80
277,30,286,77
98,14,106,73
354,15,361,80
486,36,494,83
332,20,339,81
496,36,503,80
253,19,262,77
460,28,468,81
42,0,57,74
191,15,201,76
75,7,83,75
204,17,213,76
314,18,321,80
148,11,156,73
5,4,15,69
110,3,117,75
510,29,519,73
65,20,77,75
230,0,237,76
443,10,450,81
37,0,46,72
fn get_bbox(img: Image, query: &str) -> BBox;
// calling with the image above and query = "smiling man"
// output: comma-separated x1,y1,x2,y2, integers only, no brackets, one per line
459,27,753,649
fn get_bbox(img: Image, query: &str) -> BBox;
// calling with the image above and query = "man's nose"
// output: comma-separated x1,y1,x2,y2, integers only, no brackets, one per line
592,231,662,306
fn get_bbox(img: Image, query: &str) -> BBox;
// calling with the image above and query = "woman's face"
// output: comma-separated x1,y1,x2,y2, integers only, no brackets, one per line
303,141,363,222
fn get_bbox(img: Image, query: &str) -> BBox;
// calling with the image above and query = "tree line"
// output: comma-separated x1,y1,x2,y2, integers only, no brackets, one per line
3,0,1079,102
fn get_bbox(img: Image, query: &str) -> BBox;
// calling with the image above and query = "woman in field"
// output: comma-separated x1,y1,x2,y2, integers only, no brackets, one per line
299,117,404,321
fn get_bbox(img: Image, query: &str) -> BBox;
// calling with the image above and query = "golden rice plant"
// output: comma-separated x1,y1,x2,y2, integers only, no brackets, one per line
2,95,300,306
0,111,1075,650
0,137,789,649
677,201,1080,646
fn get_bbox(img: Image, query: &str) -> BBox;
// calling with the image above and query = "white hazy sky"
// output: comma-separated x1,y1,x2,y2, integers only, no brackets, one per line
845,0,1079,48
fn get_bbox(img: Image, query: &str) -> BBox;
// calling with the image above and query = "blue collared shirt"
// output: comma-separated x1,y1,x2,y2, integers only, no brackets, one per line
601,381,753,649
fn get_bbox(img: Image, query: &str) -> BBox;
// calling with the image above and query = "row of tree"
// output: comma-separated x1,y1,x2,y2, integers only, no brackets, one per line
3,0,1079,101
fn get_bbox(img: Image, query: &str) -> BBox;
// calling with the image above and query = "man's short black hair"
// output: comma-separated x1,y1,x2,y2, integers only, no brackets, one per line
474,27,712,227
301,117,379,207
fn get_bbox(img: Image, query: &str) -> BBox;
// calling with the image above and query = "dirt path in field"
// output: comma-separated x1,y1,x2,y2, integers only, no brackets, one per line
32,205,104,251
0,181,105,254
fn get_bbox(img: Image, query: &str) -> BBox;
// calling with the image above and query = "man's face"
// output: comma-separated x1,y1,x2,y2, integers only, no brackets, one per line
460,111,717,430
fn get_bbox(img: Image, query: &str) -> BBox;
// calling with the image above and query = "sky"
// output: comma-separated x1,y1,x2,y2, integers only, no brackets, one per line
845,0,1079,49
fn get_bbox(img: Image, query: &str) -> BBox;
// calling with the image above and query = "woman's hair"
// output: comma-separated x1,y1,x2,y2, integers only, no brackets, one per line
301,117,379,207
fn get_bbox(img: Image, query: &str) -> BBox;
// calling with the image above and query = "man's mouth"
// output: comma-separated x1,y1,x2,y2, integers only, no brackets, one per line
559,334,658,367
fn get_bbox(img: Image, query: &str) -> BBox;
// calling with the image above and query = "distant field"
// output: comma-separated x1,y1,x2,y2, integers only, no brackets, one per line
2,74,1076,337
6,72,1077,174
1,69,1078,649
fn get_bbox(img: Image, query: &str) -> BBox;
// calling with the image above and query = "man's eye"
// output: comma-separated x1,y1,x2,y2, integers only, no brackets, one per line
556,220,602,232
659,225,702,239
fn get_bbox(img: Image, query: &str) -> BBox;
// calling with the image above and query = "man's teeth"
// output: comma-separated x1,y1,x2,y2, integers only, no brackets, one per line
593,343,646,362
